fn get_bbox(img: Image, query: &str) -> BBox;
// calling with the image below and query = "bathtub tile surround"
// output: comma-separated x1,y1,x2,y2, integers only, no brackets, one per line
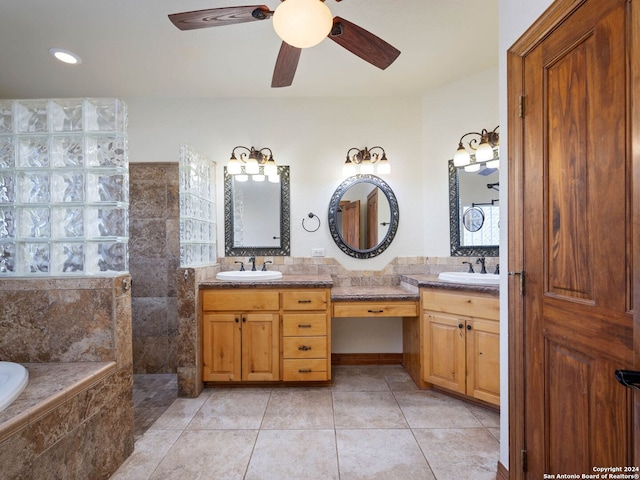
129,163,180,374
0,275,134,479
112,365,500,480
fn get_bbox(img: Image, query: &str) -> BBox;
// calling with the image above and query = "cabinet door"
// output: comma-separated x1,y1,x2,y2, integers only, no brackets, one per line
423,310,466,394
202,313,241,382
466,318,500,406
241,313,280,381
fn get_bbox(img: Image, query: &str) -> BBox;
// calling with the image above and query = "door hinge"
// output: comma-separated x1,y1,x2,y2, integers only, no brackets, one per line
519,95,525,118
521,449,528,472
508,270,526,294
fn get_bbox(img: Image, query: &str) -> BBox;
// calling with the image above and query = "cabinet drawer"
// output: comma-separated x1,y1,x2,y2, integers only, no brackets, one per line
282,290,328,311
283,336,328,359
202,290,279,311
333,301,418,318
283,359,328,381
283,313,327,336
421,290,499,320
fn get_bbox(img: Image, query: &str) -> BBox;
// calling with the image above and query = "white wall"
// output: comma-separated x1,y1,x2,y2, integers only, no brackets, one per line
125,96,424,271
498,0,555,469
421,67,499,256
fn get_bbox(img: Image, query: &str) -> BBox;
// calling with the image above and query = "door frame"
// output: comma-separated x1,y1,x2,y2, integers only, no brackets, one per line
507,0,640,476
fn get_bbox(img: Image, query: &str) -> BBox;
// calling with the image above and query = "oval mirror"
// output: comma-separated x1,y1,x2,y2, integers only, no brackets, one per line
462,206,485,232
328,174,399,259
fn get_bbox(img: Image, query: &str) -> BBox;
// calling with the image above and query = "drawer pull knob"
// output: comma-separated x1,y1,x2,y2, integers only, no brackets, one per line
298,345,312,351
368,309,384,313
298,324,312,328
298,369,312,373
298,299,312,304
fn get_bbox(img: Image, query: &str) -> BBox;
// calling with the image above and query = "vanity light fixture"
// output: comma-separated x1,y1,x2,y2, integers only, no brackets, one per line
453,126,499,171
343,146,390,177
227,146,279,182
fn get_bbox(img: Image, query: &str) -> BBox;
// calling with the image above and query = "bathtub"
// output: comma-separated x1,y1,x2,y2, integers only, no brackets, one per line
0,362,28,413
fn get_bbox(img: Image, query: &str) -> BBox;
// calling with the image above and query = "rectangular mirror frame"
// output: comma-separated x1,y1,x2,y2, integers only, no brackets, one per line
448,159,499,257
224,165,291,257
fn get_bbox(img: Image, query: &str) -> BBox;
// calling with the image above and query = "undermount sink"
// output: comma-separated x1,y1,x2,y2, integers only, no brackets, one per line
216,270,283,282
438,271,500,285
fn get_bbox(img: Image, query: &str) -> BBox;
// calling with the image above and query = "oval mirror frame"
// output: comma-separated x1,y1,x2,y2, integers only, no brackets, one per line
328,174,399,259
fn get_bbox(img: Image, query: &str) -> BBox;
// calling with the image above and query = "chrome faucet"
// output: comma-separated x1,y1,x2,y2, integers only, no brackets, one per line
249,256,257,271
476,257,487,274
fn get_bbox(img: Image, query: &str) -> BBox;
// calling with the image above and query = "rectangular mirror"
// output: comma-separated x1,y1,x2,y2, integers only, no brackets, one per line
448,159,499,257
224,165,290,256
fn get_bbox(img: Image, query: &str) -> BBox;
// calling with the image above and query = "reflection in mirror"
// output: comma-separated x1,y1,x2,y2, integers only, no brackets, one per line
224,166,290,256
328,174,399,259
449,159,499,257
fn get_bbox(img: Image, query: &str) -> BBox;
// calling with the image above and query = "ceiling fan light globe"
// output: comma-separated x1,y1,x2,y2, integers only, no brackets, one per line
273,0,333,49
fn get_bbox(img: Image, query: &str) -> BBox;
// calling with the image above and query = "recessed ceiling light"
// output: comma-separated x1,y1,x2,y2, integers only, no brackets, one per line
49,48,82,65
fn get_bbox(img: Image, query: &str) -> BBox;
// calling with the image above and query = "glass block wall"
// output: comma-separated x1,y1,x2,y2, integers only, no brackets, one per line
179,144,216,266
0,98,129,276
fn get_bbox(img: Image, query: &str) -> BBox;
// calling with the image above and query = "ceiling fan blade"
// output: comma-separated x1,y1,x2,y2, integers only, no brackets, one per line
168,5,272,31
272,42,302,88
328,16,400,70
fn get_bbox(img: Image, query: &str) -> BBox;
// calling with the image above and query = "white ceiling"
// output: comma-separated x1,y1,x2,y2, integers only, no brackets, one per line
0,0,498,99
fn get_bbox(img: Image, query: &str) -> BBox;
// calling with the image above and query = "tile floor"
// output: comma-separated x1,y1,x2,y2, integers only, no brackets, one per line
112,365,500,480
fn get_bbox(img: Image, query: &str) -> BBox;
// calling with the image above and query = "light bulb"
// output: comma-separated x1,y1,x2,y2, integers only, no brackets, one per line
245,156,259,174
268,174,280,183
264,157,277,176
343,159,356,177
273,0,333,48
227,155,242,175
453,146,471,167
360,159,374,175
252,174,265,182
486,159,500,169
476,142,494,162
235,174,249,182
376,158,391,175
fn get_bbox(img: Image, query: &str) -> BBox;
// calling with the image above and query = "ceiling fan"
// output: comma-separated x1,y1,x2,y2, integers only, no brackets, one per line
168,0,401,88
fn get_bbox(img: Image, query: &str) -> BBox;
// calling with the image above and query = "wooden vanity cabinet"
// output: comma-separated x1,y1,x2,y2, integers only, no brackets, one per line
201,290,280,382
282,290,331,381
422,289,500,406
201,287,331,383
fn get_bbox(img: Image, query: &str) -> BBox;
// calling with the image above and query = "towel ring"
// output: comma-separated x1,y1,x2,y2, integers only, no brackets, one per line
302,212,321,232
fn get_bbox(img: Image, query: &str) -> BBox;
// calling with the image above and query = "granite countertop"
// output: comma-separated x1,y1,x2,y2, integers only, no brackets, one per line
401,274,500,295
199,274,334,289
331,286,419,302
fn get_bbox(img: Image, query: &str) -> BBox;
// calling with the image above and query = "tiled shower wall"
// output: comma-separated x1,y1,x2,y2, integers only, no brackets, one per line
129,163,179,373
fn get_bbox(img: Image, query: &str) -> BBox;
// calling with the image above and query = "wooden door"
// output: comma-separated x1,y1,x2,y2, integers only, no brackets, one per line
241,313,280,381
341,200,360,248
202,313,241,381
466,318,500,406
423,311,466,395
509,0,635,476
366,187,379,248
